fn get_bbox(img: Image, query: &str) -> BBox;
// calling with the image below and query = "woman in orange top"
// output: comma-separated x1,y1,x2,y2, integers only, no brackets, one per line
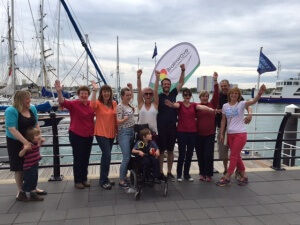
91,81,117,190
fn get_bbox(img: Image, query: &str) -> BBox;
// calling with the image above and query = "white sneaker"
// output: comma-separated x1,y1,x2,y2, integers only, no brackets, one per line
177,177,183,182
185,176,194,182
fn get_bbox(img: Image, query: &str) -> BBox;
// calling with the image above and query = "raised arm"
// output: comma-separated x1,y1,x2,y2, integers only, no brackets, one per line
176,64,185,92
153,70,160,109
137,69,143,109
54,80,65,104
245,84,266,108
91,81,99,102
211,72,219,107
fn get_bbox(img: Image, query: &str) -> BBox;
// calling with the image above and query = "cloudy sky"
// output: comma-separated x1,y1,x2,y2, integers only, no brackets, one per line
1,0,300,89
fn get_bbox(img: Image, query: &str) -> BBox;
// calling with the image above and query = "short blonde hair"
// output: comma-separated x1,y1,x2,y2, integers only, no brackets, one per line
142,87,154,95
199,90,209,98
227,87,242,102
13,90,31,112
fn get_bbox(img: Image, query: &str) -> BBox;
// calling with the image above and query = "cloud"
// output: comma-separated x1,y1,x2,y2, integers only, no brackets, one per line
0,0,299,89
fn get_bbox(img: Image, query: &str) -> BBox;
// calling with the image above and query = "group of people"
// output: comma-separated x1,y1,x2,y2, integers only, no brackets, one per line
5,63,267,201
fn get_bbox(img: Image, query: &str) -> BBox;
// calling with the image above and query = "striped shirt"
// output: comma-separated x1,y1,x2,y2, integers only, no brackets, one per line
23,143,41,170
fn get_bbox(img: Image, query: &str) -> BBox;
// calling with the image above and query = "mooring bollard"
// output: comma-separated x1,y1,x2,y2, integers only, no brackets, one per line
283,104,299,166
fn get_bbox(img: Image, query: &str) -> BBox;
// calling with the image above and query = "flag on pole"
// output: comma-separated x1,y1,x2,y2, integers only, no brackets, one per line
152,43,157,59
257,49,276,75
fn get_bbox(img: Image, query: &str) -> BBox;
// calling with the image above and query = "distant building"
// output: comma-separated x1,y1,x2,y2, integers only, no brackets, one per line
197,76,214,92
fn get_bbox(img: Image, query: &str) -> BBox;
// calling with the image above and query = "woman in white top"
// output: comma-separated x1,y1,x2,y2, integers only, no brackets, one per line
217,84,266,187
137,69,160,137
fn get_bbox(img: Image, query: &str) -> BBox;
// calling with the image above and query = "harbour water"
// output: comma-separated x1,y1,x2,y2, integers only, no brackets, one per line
39,94,300,166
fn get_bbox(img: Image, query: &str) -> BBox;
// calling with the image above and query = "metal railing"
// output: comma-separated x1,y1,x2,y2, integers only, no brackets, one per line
0,112,300,181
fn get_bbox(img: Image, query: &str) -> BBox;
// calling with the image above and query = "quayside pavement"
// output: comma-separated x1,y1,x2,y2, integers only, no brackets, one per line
0,168,300,225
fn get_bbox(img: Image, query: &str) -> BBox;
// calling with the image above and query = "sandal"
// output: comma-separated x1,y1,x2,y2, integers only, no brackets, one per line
101,183,112,190
238,177,248,186
199,175,206,181
216,177,231,186
206,176,213,182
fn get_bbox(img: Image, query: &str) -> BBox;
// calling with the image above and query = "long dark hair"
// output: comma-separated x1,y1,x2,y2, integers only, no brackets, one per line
98,85,114,109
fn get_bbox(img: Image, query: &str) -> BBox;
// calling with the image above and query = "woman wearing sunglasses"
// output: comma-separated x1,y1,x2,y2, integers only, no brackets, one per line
136,69,160,140
165,88,216,182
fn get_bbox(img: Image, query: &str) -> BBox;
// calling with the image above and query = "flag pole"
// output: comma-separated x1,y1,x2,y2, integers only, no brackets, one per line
252,47,263,155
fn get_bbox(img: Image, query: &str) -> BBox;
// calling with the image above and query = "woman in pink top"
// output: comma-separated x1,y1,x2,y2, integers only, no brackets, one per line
165,88,216,182
195,72,219,182
91,81,117,190
55,80,95,189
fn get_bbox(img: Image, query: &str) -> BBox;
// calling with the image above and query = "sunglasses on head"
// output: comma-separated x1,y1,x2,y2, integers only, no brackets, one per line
144,92,153,96
183,93,191,97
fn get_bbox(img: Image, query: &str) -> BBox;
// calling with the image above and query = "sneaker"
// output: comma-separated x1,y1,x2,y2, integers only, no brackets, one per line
119,182,129,189
83,181,91,187
216,177,231,186
167,173,175,182
109,180,116,186
184,176,194,182
16,191,29,202
199,175,206,181
75,183,84,189
177,177,183,182
154,178,161,184
101,182,112,190
30,192,44,201
124,177,130,184
206,176,213,182
159,173,167,182
238,177,249,186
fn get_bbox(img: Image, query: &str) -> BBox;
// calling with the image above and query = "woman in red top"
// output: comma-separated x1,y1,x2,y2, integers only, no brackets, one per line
55,80,95,189
165,88,215,182
195,72,219,182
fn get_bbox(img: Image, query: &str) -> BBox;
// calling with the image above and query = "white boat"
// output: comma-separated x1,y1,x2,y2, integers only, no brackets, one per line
252,73,300,104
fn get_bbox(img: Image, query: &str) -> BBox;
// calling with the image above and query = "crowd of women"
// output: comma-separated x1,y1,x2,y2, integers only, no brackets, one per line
5,63,266,201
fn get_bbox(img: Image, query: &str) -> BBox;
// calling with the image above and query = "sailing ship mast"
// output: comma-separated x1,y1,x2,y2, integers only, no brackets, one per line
11,0,15,92
116,36,120,102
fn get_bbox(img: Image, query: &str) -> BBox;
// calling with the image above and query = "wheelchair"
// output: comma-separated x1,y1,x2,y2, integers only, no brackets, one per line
128,124,168,200
128,155,168,200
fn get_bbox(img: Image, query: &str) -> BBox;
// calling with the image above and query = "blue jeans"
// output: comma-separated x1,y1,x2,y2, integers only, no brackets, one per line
118,127,134,180
69,131,93,183
96,136,114,185
195,134,215,177
177,132,197,178
23,164,38,192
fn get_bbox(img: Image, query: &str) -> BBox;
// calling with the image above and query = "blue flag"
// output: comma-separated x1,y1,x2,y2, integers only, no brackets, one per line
257,50,276,75
152,43,157,59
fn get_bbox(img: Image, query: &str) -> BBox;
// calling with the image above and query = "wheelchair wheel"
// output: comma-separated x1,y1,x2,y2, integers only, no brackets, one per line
163,182,168,197
134,186,142,200
130,170,137,190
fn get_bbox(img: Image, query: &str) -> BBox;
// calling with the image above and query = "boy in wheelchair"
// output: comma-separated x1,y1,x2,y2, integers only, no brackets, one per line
132,128,161,184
